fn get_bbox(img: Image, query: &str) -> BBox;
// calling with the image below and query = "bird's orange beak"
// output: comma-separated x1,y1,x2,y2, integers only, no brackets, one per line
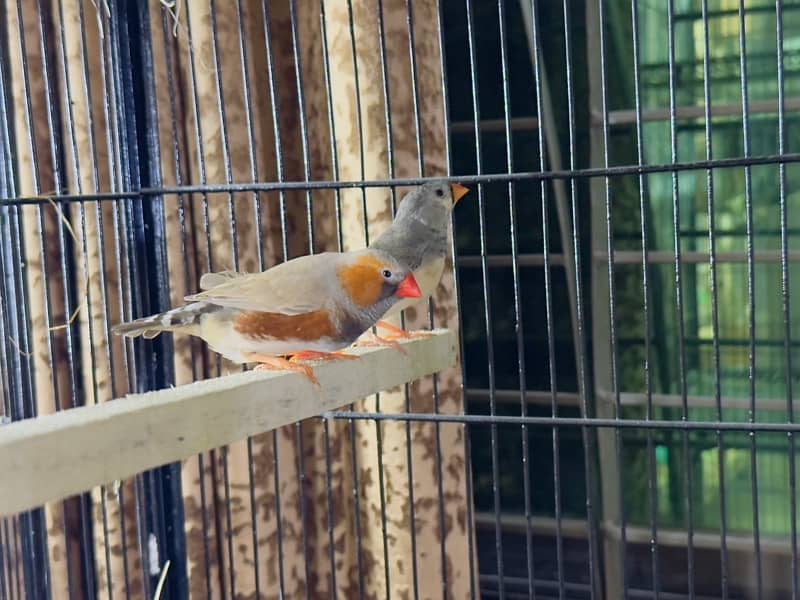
396,273,422,299
450,182,469,205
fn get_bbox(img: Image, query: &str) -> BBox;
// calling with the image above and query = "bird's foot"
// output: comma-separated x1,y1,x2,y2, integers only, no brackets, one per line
289,350,359,363
353,331,408,355
375,320,434,340
246,353,320,386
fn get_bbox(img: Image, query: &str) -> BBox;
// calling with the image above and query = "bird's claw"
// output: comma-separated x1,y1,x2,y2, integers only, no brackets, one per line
247,353,320,386
354,332,408,355
289,350,359,363
375,320,434,341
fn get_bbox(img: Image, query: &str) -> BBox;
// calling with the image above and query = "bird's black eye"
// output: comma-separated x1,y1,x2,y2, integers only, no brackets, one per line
381,269,392,279
435,188,445,198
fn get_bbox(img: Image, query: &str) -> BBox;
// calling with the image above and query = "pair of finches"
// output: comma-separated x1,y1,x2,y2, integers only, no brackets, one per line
113,180,469,385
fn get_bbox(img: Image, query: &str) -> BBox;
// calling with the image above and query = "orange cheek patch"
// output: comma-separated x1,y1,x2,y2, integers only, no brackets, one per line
233,310,337,341
337,255,385,308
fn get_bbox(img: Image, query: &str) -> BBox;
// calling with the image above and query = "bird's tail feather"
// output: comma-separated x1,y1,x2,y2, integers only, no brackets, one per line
112,302,216,339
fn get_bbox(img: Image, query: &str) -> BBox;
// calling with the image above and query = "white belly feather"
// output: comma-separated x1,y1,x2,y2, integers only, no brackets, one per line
383,256,446,318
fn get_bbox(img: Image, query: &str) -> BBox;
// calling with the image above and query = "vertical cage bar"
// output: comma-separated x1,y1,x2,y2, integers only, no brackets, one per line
108,0,189,594
595,0,628,598
232,0,264,594
0,0,26,435
11,519,20,600
136,2,189,594
30,26,96,600
0,84,12,428
560,0,600,596
0,135,9,439
286,0,315,595
158,6,217,594
75,0,124,594
699,2,729,597
463,0,504,595
520,0,549,596
205,1,243,594
735,2,763,598
13,0,69,592
318,0,345,594
629,1,660,596
344,0,370,245
31,26,88,597
6,519,16,600
665,1,695,597
52,0,112,591
775,0,798,597
6,522,15,600
342,2,375,597
435,1,477,594
107,0,152,588
99,2,137,593
259,1,290,594
403,0,424,178
182,1,232,590
0,521,8,600
259,0,289,258
0,14,22,596
373,2,421,597
288,0,314,251
404,1,450,596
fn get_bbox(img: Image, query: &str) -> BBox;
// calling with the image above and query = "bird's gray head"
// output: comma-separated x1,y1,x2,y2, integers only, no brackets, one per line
393,180,469,231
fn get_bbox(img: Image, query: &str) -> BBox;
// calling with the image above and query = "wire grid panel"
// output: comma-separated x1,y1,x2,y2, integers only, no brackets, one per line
0,0,799,600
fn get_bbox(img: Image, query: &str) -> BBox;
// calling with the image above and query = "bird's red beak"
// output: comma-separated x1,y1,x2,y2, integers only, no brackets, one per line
396,273,422,299
450,182,470,205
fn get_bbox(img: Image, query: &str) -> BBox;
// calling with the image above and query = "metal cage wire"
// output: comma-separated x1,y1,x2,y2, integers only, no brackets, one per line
0,0,798,599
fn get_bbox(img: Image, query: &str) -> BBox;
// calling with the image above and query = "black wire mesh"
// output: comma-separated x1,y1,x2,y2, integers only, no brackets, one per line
0,0,799,599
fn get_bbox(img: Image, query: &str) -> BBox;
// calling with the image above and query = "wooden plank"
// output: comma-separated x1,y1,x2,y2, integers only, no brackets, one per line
0,330,456,517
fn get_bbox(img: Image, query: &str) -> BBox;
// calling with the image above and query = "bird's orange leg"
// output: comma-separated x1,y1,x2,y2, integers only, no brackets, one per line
353,331,408,355
375,320,434,340
289,350,359,363
245,353,320,386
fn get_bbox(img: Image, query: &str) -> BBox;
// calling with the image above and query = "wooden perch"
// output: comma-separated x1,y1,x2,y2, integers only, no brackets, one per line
0,329,457,517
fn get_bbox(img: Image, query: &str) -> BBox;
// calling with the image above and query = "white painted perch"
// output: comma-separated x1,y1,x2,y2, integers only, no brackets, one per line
0,329,457,517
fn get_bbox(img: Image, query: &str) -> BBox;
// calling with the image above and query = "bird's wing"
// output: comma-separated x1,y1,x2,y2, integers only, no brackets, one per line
185,253,336,314
199,270,245,290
